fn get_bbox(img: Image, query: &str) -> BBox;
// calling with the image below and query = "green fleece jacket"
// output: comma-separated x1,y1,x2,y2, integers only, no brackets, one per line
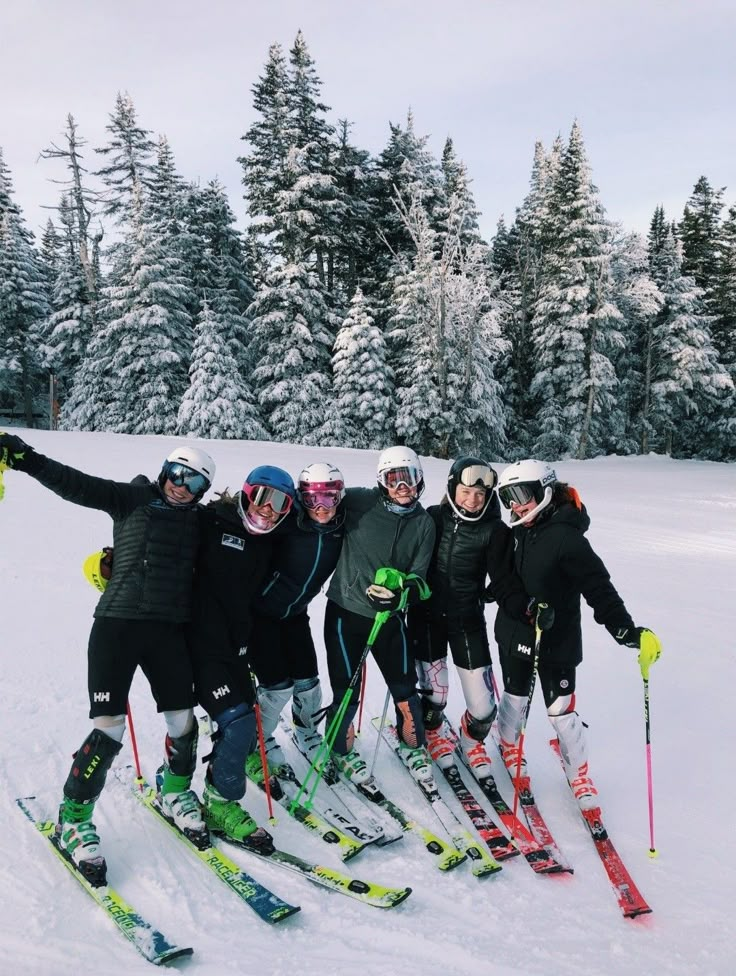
326,487,435,619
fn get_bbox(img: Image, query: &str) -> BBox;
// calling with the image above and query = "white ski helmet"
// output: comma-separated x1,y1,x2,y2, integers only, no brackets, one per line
497,459,557,527
159,444,216,502
376,445,425,498
297,462,346,509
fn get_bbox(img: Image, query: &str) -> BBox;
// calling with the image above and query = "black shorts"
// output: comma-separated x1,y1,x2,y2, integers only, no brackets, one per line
499,649,577,708
409,607,491,671
247,611,319,687
194,654,256,719
87,617,194,718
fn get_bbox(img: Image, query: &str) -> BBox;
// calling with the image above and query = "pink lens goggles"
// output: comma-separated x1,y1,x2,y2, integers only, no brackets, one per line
243,483,293,514
300,489,342,510
379,465,421,490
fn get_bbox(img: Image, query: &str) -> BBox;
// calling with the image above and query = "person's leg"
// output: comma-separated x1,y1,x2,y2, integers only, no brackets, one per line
287,612,323,758
248,615,293,771
452,620,496,778
496,649,534,780
57,618,132,881
542,666,597,806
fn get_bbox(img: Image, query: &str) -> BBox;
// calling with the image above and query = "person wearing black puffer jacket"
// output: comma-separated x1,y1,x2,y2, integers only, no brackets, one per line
494,459,663,809
245,462,346,781
409,457,529,783
0,431,215,885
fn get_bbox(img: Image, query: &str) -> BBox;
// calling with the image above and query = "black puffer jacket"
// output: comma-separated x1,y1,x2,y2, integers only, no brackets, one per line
188,493,273,659
25,452,200,623
494,492,635,667
256,505,344,620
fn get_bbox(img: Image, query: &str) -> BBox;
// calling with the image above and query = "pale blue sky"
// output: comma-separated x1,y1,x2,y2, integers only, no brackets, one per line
1,0,734,241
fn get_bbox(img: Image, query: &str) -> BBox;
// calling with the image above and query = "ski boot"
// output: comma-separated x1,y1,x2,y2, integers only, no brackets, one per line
56,796,107,887
424,726,456,769
459,712,493,779
397,742,433,783
156,765,209,849
332,748,370,785
203,778,274,853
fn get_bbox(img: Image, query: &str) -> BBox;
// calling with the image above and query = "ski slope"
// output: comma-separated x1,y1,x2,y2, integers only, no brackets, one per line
1,430,734,976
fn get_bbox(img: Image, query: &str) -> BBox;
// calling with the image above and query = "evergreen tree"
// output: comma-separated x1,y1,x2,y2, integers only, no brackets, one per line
249,257,335,444
39,218,63,294
328,119,376,300
0,149,49,425
325,287,393,449
95,91,155,223
437,137,483,254
530,122,624,459
715,203,736,390
649,229,733,457
178,300,267,440
647,204,669,286
679,176,724,305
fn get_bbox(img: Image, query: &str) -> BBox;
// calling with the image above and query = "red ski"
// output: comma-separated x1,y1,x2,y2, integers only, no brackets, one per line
550,739,652,918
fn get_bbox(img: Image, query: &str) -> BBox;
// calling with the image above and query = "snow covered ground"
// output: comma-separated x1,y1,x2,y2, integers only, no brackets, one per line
1,429,734,976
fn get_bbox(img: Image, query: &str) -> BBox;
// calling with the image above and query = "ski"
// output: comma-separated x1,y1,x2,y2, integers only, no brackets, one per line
439,763,520,862
124,775,300,924
17,796,193,966
247,761,367,861
373,719,502,878
280,717,403,847
550,740,652,918
489,731,573,872
220,833,412,909
445,720,564,875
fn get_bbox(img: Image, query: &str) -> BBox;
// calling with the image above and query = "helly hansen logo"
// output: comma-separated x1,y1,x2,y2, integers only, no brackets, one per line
93,691,110,703
213,685,230,699
517,643,531,656
222,533,245,550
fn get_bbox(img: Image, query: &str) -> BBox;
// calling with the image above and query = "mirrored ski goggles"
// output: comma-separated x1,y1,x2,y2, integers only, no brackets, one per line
162,461,210,495
498,483,537,508
300,489,342,510
243,482,293,514
458,464,497,490
379,465,422,490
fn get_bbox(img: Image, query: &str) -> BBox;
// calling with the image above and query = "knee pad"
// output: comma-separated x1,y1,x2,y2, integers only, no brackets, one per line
497,693,528,745
416,658,449,706
546,693,575,718
165,725,198,778
93,714,126,743
209,703,256,801
457,666,496,725
64,728,123,802
257,682,294,740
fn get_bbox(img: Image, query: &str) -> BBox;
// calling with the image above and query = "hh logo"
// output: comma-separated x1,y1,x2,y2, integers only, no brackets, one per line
517,643,531,656
213,685,230,699
93,691,110,702
222,533,245,551
238,646,247,657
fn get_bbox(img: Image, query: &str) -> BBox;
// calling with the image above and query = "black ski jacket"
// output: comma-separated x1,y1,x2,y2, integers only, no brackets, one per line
23,452,200,623
256,504,345,620
494,494,635,668
188,493,273,660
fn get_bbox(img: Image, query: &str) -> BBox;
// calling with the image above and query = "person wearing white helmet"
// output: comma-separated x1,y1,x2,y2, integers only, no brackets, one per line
245,462,346,781
0,431,216,884
494,459,663,807
321,446,435,785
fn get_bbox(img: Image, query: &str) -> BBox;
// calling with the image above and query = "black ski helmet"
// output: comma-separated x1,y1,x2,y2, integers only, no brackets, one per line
447,456,497,522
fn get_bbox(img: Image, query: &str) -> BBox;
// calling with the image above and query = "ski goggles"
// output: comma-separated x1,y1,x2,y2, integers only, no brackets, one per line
379,465,422,490
498,483,537,508
161,461,210,496
243,482,293,514
300,489,342,510
457,464,497,490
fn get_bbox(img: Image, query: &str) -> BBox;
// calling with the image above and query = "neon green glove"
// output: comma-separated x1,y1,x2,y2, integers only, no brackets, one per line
614,627,662,680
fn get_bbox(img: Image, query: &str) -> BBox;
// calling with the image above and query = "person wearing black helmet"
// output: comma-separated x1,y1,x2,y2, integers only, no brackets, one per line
0,431,215,885
191,465,295,848
409,456,525,781
245,462,346,783
494,459,663,808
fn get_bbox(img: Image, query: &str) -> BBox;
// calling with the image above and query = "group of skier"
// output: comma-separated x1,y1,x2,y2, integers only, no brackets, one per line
0,430,662,887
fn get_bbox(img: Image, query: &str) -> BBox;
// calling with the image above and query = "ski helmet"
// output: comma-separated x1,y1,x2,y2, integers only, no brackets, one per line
446,456,497,522
297,462,345,510
158,445,216,502
376,446,425,498
238,465,296,535
497,459,557,527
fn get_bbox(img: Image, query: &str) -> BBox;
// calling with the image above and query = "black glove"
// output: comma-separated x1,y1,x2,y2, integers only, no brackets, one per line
0,432,34,471
612,626,647,649
482,583,496,605
526,598,555,631
366,584,402,612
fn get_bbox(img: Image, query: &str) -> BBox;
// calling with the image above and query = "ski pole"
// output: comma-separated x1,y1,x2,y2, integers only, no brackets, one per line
511,603,547,828
369,688,391,778
644,677,657,857
356,661,368,733
251,680,276,824
293,608,391,811
0,460,8,501
126,701,144,789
